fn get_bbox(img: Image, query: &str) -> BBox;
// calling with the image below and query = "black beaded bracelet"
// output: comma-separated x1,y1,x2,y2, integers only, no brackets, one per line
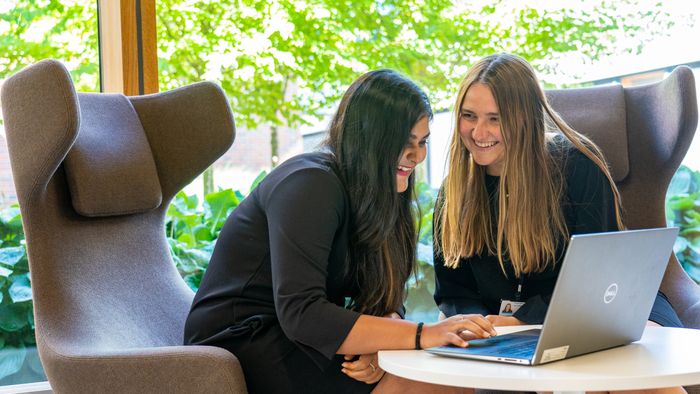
415,322,424,350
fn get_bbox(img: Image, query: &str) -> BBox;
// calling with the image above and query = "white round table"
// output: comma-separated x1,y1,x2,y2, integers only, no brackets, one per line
378,326,700,392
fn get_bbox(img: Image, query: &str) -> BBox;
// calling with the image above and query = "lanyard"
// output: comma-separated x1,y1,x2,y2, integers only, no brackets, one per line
514,276,525,302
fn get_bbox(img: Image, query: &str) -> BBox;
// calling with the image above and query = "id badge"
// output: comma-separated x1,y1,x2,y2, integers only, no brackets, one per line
499,299,525,316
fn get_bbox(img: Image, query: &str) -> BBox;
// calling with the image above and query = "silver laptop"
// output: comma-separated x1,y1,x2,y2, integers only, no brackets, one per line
426,227,679,365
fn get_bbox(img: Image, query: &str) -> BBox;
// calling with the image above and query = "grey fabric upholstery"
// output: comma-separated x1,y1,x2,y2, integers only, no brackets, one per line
66,93,162,216
1,59,247,393
547,83,629,182
547,66,700,330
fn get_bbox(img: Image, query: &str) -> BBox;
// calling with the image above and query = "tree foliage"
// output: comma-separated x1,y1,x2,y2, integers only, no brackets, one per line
156,0,672,129
0,0,99,91
0,0,673,144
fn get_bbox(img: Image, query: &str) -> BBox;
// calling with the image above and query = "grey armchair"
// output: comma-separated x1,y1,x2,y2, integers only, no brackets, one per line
1,60,247,393
546,65,699,329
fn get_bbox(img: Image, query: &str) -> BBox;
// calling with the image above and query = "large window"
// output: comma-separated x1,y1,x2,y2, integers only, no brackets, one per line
0,0,99,386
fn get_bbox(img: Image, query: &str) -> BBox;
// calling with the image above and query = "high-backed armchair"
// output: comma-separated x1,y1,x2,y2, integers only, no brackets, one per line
1,60,247,393
546,65,699,329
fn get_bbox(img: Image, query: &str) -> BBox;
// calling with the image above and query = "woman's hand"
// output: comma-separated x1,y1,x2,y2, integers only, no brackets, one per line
485,315,525,327
421,314,498,348
341,353,384,384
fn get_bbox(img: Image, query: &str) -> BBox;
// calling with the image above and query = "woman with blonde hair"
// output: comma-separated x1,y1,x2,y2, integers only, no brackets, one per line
433,53,682,330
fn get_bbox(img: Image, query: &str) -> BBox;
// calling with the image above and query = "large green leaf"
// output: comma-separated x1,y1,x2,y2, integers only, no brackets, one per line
9,274,32,303
27,308,34,330
674,237,689,255
26,348,44,376
0,246,25,268
667,195,696,211
180,248,212,267
204,189,238,233
184,274,201,292
0,304,28,332
667,167,693,196
0,345,26,381
193,225,214,242
176,233,196,248
0,207,21,225
249,171,268,193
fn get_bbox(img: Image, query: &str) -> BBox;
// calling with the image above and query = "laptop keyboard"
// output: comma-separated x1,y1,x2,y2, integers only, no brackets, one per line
432,330,540,360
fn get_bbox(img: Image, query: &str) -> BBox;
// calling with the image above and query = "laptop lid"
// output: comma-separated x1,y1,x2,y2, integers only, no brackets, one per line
531,227,678,364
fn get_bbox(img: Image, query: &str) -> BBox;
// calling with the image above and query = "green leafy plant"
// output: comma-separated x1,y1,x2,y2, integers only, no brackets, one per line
666,165,700,284
0,205,43,383
166,171,267,289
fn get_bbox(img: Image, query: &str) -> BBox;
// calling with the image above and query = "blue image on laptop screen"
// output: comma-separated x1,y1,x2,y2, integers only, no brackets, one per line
434,330,540,359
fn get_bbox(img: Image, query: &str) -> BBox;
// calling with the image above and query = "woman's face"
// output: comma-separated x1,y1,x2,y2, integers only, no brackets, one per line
396,116,430,193
458,83,505,176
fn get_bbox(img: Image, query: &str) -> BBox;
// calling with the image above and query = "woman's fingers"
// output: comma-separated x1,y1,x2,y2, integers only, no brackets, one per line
458,329,480,341
342,354,372,371
341,353,386,383
342,366,373,380
342,362,384,383
454,319,491,338
446,332,468,347
342,359,367,371
454,314,497,337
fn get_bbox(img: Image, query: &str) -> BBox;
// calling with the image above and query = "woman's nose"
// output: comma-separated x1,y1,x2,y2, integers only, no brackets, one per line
472,120,489,140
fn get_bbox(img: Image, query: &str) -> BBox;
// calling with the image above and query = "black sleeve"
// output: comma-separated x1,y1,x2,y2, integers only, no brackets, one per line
565,150,618,234
263,167,360,362
649,291,684,327
433,189,490,317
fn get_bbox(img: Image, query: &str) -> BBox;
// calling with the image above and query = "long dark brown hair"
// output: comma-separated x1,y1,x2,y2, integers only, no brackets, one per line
324,69,432,316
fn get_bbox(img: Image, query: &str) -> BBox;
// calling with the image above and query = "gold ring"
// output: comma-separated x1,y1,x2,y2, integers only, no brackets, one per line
369,362,376,372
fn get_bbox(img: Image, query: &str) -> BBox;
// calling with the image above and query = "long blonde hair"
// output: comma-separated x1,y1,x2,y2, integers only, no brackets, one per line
438,53,624,276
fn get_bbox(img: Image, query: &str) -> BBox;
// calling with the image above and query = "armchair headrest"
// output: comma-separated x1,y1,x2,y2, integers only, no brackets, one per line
65,93,162,216
1,59,162,217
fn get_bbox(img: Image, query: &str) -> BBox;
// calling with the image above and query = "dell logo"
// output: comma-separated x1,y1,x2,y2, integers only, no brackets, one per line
604,283,618,304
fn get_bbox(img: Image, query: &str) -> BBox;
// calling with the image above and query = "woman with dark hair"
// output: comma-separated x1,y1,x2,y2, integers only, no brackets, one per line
434,53,684,393
185,69,494,393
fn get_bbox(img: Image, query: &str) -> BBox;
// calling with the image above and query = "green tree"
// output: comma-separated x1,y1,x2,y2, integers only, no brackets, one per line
0,0,99,92
0,1,675,193
156,0,672,189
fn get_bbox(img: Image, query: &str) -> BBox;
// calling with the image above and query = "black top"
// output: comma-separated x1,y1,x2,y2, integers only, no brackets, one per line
184,152,361,369
433,144,680,326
